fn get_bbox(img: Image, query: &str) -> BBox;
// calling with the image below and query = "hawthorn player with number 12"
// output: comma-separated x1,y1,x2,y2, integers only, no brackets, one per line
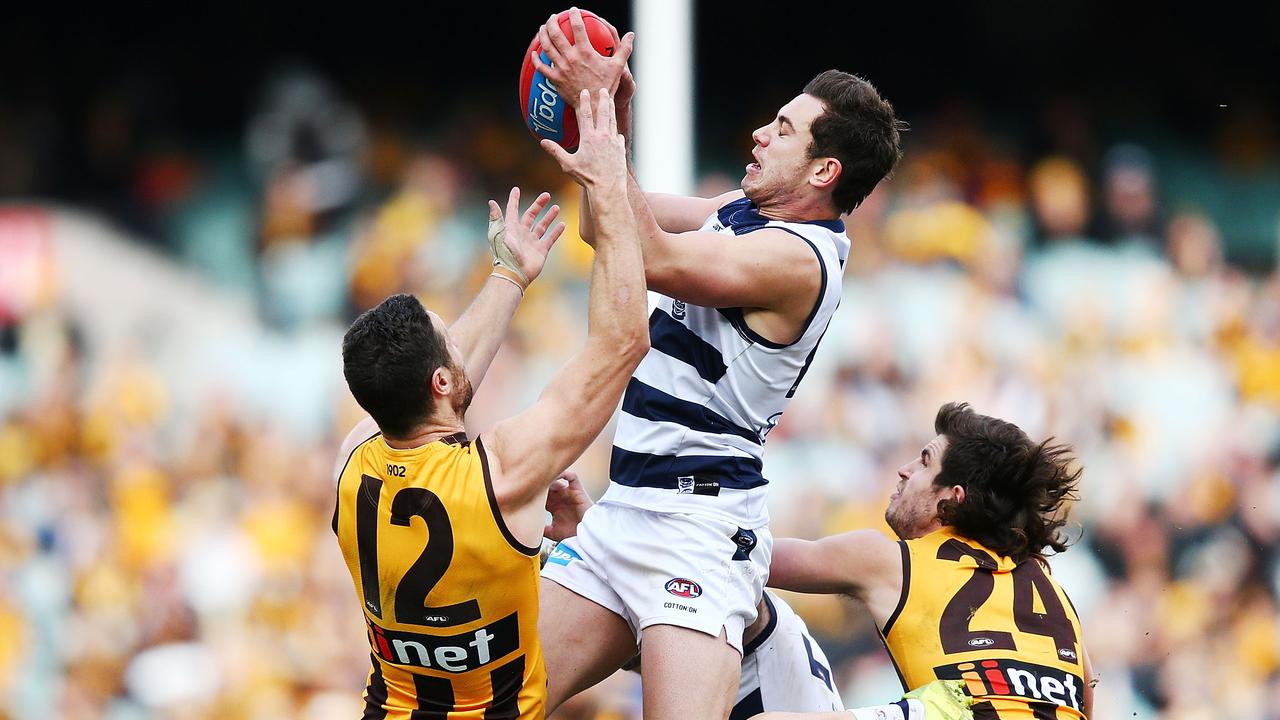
332,89,646,719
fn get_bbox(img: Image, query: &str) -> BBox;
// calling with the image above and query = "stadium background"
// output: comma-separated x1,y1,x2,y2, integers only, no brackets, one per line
2,2,1279,718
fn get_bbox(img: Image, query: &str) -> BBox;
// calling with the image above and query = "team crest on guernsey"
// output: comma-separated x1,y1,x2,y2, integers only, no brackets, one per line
671,300,687,320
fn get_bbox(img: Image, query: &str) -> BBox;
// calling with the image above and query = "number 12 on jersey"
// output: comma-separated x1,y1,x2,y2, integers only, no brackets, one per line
356,474,481,628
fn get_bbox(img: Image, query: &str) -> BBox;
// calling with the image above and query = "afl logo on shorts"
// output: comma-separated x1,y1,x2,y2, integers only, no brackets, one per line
665,578,702,598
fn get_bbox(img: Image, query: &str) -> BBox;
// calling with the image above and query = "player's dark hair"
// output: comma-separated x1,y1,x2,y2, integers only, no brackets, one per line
932,402,1081,564
803,70,905,214
342,293,449,438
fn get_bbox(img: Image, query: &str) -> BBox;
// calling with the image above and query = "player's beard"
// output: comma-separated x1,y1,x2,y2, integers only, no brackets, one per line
884,495,929,541
450,365,474,416
742,161,806,210
884,503,910,541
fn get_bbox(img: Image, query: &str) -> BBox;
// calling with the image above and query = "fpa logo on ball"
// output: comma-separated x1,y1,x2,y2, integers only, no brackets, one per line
665,578,702,598
526,54,563,140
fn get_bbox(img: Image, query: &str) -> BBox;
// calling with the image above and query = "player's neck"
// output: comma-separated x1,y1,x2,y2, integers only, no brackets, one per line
383,417,467,449
755,194,839,224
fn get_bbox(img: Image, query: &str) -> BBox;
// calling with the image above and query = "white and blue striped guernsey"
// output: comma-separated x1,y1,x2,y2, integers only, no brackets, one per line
599,197,850,527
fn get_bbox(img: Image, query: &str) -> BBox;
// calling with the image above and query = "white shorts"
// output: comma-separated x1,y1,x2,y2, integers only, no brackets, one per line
541,500,772,654
731,592,844,718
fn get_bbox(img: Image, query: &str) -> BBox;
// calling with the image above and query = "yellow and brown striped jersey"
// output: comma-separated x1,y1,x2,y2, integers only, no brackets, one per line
333,430,545,719
880,528,1087,719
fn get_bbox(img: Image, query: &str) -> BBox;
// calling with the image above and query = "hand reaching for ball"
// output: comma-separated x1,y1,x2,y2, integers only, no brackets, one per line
486,188,565,288
531,9,634,109
540,88,627,190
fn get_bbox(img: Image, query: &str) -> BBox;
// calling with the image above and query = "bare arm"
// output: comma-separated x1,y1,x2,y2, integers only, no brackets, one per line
579,186,745,242
624,171,821,314
449,189,564,387
769,530,903,624
482,89,648,547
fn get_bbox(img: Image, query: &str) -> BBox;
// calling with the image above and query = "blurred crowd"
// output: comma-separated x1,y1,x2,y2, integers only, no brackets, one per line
1,68,1279,720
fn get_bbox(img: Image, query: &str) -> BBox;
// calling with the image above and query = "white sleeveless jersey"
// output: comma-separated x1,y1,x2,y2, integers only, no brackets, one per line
600,198,849,526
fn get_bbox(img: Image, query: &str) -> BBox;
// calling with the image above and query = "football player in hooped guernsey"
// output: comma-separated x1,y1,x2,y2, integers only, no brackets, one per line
758,403,1095,720
333,90,646,719
531,10,905,720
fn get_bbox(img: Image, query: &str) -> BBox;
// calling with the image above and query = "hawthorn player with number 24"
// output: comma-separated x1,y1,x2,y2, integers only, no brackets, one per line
757,403,1095,720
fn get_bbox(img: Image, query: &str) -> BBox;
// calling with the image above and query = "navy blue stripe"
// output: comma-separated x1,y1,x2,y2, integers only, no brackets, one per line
648,309,728,383
802,633,835,691
609,446,767,490
621,378,760,445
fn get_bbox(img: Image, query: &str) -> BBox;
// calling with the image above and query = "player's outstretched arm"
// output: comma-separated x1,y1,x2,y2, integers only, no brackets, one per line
769,531,903,618
481,88,648,550
448,189,565,388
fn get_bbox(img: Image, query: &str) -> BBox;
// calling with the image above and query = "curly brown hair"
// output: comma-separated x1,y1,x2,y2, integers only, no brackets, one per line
932,402,1081,563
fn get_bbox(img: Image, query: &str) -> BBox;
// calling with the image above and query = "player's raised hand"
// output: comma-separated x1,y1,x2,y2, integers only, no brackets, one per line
540,89,626,188
487,187,565,287
532,9,634,108
544,471,594,542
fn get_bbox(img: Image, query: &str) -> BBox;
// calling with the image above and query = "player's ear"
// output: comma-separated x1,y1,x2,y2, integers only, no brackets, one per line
949,485,966,505
431,365,452,398
810,157,841,191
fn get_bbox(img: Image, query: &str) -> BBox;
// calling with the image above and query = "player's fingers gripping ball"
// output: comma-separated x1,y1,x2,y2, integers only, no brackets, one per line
519,9,617,150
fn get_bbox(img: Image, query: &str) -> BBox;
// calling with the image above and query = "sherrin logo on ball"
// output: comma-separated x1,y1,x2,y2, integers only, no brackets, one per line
664,578,702,598
518,8,617,151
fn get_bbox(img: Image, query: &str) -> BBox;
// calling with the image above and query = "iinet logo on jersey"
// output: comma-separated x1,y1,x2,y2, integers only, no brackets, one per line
936,658,1085,713
366,613,519,673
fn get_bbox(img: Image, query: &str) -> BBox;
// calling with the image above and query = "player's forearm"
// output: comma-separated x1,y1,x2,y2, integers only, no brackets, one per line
448,276,523,388
616,100,633,149
579,186,597,244
584,177,648,357
767,538,861,596
624,171,683,289
577,102,631,246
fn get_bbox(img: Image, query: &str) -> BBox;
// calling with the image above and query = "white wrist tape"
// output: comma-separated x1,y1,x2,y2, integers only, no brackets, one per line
487,213,530,288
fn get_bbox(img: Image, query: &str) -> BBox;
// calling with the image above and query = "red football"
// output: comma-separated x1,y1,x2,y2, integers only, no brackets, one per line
519,9,617,151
